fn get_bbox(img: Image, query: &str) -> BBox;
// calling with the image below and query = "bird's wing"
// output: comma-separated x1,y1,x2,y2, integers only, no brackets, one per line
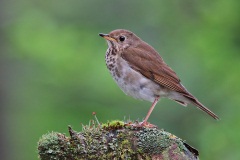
121,43,190,95
121,43,219,120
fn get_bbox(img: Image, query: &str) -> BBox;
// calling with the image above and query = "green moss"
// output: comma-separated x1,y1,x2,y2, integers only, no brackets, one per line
101,120,124,130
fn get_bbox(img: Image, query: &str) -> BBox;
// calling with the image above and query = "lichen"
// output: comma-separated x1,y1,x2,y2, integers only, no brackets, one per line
38,132,68,160
134,127,196,159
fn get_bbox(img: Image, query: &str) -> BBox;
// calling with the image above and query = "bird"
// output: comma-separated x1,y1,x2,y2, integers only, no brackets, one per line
99,29,219,126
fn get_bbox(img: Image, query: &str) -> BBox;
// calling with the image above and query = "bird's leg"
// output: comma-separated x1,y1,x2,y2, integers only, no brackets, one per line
141,96,160,127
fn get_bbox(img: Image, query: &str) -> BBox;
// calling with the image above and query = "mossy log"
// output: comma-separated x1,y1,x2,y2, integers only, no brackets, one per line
38,120,199,160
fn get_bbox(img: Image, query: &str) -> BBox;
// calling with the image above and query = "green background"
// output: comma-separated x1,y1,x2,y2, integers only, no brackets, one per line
0,0,239,159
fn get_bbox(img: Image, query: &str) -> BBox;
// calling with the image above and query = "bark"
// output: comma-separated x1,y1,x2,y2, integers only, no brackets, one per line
38,120,199,160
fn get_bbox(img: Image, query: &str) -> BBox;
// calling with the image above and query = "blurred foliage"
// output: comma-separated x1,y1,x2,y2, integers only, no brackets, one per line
0,0,239,159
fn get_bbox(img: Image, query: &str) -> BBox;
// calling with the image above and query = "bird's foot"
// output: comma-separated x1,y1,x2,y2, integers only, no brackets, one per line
125,121,157,128
139,121,157,128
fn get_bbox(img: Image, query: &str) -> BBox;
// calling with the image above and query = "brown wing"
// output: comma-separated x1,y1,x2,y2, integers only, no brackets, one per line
121,42,189,94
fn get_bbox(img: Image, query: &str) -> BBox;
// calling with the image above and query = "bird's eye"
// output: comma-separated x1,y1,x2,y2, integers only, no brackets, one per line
119,36,125,42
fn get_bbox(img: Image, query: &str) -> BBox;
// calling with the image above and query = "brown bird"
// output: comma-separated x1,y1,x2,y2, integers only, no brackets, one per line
99,29,219,126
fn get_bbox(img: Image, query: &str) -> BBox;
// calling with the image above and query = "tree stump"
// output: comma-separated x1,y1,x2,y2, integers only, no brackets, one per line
38,120,199,160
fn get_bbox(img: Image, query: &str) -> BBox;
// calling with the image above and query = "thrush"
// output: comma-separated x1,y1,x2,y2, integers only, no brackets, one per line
99,29,219,126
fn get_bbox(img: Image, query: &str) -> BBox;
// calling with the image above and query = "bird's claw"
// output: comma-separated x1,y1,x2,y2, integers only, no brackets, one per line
125,121,157,128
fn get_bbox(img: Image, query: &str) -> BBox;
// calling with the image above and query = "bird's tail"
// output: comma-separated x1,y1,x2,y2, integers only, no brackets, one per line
184,95,219,120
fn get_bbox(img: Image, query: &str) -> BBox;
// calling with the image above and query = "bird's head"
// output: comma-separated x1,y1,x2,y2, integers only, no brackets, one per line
99,29,141,50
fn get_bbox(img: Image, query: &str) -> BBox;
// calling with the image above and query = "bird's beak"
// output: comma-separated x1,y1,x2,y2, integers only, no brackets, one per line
99,33,116,42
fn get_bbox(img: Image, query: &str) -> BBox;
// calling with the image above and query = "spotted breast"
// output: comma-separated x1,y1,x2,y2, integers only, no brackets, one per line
105,47,163,103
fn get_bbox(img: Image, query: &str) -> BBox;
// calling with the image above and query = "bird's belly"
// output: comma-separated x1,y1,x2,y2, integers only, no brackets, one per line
115,75,157,102
109,58,166,102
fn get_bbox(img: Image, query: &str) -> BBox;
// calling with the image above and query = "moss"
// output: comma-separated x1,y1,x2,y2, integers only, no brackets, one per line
67,121,136,159
102,120,124,130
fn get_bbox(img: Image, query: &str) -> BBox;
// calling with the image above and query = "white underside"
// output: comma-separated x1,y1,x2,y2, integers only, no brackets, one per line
110,57,169,103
